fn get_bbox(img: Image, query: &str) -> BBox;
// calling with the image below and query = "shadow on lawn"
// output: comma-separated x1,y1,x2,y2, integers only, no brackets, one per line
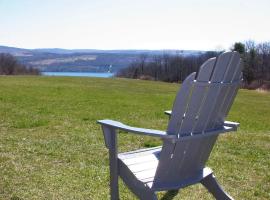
161,190,179,200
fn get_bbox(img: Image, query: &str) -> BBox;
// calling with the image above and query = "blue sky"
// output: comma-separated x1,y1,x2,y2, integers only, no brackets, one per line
0,0,269,50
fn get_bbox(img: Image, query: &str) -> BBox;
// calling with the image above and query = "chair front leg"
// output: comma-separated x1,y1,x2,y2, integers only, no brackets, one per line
102,126,119,200
200,173,234,200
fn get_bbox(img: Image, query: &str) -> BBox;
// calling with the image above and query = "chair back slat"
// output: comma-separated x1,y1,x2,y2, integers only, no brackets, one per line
223,61,243,117
167,72,196,135
211,52,232,82
177,58,216,135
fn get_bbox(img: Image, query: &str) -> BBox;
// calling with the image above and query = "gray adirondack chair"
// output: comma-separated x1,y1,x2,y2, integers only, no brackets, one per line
98,51,242,200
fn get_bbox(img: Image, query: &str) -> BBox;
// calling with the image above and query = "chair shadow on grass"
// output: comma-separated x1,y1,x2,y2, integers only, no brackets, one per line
160,190,179,200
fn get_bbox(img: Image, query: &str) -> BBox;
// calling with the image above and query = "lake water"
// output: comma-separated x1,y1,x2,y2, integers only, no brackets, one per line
42,72,114,78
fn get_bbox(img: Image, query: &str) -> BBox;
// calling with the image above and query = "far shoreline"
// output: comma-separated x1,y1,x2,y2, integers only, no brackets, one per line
41,71,114,78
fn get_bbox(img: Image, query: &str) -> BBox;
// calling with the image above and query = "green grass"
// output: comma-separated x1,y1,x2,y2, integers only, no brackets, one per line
0,76,269,200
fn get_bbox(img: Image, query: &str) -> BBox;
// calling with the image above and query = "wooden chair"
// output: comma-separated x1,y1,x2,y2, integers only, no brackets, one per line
98,51,242,200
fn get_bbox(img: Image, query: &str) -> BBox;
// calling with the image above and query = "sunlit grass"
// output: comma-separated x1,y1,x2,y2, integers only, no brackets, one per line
0,76,269,199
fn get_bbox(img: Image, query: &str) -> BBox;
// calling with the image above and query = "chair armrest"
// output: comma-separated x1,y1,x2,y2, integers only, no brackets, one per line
97,119,175,139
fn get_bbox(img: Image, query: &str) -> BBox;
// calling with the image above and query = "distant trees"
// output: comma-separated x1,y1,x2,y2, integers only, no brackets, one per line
0,53,40,75
116,51,220,82
232,41,270,87
117,41,270,90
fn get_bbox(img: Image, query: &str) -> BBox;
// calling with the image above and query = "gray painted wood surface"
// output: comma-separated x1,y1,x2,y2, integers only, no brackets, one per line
98,51,241,199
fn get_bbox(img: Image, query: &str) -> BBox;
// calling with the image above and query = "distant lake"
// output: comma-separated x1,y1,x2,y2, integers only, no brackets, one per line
42,72,114,78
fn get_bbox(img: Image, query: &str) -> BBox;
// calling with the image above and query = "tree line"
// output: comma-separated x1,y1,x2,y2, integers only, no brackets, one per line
116,51,219,82
116,41,270,89
232,41,270,88
0,53,40,75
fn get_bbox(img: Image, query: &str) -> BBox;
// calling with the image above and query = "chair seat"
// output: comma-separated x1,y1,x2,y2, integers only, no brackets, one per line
118,146,161,187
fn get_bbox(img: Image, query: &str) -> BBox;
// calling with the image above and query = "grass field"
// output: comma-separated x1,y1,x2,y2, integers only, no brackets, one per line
0,76,269,200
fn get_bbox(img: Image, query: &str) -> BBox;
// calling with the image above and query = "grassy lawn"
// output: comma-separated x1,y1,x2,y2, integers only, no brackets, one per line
0,76,269,200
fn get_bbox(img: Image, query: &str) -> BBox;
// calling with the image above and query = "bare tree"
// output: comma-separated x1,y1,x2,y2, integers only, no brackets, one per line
0,53,40,75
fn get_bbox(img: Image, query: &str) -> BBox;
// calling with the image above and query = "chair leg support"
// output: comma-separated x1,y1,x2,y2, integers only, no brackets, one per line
200,173,234,200
103,126,119,200
139,192,158,200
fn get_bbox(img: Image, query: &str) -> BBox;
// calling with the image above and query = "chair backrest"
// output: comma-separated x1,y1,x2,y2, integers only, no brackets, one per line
152,51,242,190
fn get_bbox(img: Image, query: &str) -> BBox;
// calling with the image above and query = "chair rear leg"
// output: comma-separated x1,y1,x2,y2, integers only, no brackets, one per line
200,173,234,200
139,192,158,200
